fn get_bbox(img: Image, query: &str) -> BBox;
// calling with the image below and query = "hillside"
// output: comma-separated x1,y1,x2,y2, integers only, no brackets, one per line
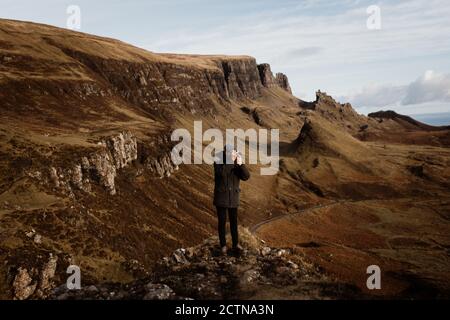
1,19,450,300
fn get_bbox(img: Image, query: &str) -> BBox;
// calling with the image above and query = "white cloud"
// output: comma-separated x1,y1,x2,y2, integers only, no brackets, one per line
402,70,450,105
337,85,406,109
340,70,450,114
282,47,324,59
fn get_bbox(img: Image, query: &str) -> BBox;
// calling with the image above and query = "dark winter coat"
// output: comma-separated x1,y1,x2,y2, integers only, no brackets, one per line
213,154,250,208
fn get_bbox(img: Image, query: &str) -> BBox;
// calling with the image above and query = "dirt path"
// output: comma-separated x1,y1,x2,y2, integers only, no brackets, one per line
250,200,342,234
251,197,437,235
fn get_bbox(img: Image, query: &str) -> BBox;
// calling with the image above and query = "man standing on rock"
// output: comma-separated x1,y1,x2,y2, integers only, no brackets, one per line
213,144,250,255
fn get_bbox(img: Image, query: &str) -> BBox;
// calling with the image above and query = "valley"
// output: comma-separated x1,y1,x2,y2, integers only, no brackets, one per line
0,18,449,299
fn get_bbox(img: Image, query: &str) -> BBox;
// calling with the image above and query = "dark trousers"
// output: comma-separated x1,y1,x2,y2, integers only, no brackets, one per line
216,207,238,248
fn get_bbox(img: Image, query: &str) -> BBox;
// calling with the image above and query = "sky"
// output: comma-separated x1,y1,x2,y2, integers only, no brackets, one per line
1,0,450,121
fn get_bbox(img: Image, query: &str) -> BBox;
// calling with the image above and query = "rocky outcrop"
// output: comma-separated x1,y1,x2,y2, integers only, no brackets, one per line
82,131,138,195
50,228,359,300
314,90,358,114
257,64,292,93
12,254,58,300
38,254,58,294
105,131,139,169
12,268,37,300
297,91,371,136
257,63,276,88
137,133,180,179
144,153,178,178
315,90,339,106
275,72,292,93
45,130,181,194
48,131,137,195
295,119,314,145
153,231,308,300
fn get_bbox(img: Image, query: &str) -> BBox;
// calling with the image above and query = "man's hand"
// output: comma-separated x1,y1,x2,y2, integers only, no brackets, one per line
231,150,238,162
236,152,243,166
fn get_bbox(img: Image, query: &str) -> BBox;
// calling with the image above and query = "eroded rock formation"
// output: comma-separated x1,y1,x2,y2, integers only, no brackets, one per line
46,131,137,195
12,268,37,300
257,63,292,93
257,63,276,88
275,72,292,93
45,131,179,195
12,254,58,300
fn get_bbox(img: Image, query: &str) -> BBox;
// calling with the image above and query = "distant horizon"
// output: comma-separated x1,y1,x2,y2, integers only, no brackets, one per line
402,111,450,126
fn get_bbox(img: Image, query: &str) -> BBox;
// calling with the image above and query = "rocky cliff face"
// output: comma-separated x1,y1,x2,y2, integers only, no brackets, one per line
90,56,257,112
45,131,137,196
45,131,178,196
257,63,276,87
257,63,292,93
50,46,275,120
219,59,263,100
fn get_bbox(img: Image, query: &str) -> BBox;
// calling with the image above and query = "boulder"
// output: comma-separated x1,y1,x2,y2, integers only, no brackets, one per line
13,268,37,300
143,283,174,300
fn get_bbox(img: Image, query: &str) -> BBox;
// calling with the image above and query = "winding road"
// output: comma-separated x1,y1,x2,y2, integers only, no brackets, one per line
250,200,343,234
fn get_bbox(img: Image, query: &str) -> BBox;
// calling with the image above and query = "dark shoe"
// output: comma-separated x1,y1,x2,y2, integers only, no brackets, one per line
221,246,228,255
232,244,243,255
